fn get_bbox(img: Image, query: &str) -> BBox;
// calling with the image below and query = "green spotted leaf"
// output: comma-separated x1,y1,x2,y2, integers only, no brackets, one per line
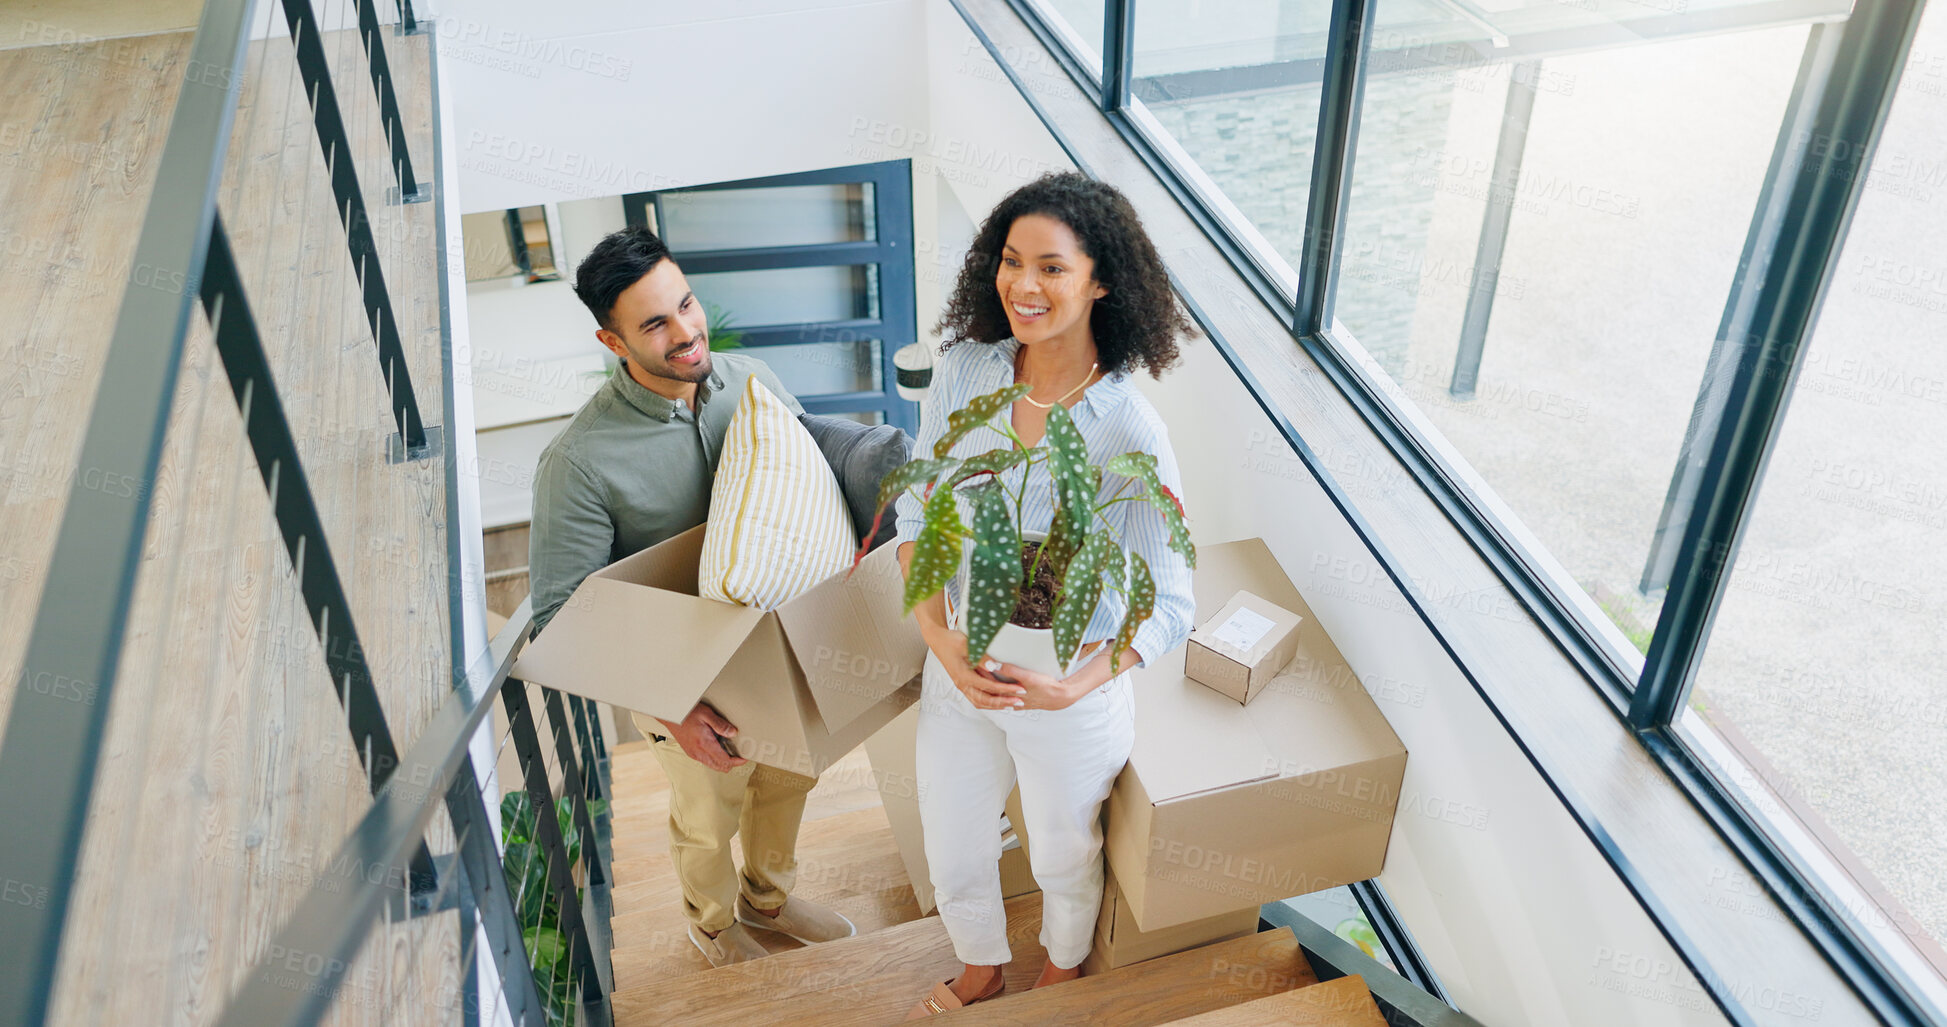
903,486,965,615
962,480,1021,663
943,447,1028,492
1110,551,1155,676
1051,533,1121,674
855,456,960,568
933,383,1032,458
1038,403,1096,579
1043,403,1094,517
1103,451,1197,570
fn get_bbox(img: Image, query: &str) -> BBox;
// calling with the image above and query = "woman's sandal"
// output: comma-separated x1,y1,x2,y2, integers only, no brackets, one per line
903,975,1006,1019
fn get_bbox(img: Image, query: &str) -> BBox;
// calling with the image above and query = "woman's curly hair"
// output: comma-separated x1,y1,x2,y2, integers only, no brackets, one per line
937,173,1196,378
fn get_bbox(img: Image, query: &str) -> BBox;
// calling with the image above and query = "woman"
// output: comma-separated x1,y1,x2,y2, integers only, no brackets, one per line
894,173,1198,1016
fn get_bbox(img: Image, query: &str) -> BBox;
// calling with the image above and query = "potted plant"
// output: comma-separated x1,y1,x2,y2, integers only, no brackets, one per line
859,383,1195,678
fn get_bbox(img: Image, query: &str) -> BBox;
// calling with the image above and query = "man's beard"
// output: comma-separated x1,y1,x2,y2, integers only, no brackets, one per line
647,347,712,384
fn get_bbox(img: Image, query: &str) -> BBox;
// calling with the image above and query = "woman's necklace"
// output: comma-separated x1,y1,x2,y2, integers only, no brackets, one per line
1017,357,1099,409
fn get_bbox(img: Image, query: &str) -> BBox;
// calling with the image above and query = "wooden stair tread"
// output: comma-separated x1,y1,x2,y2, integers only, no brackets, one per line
1163,976,1385,1025
611,894,1046,1026
941,928,1316,1026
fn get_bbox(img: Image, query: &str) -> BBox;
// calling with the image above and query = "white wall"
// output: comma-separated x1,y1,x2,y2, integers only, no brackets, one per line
439,0,929,213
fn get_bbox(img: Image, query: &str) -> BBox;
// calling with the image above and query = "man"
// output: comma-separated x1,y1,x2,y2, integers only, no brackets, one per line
529,226,856,967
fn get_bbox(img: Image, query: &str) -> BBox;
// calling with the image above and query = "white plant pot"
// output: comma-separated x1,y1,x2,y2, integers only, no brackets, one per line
951,530,1098,680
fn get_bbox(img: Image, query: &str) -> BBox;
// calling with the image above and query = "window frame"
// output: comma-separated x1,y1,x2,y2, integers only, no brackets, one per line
996,0,1944,1022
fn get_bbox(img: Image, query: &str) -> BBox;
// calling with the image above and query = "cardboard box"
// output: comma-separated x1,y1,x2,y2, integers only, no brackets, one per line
865,704,1038,913
1184,590,1304,704
1104,537,1408,932
1081,867,1260,975
512,524,926,775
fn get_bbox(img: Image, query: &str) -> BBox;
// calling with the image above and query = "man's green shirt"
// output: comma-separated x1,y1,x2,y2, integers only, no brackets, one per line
527,352,801,632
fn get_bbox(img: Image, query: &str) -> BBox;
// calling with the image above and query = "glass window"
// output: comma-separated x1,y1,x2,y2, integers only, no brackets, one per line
1681,0,1947,985
1129,0,1334,292
739,338,882,399
1277,886,1404,976
658,183,874,251
683,265,880,327
1331,3,1825,662
1028,0,1107,74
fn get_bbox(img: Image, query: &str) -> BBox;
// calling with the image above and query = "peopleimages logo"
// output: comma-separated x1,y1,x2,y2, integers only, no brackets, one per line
434,18,633,81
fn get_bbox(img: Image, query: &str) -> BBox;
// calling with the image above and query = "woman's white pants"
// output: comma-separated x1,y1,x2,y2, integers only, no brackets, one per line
915,650,1137,969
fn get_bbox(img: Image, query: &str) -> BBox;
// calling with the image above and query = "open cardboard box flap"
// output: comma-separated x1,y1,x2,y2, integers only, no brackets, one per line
773,538,924,729
513,524,922,734
514,527,766,722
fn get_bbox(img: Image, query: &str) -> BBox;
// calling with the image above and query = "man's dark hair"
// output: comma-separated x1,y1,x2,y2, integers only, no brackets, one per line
938,172,1196,378
573,225,671,331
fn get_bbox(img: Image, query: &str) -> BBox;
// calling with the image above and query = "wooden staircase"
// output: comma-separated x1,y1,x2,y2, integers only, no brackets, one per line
602,739,1390,1025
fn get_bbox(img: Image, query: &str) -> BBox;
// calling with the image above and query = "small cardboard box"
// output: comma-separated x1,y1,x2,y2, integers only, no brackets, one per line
1081,867,1260,975
1105,537,1408,932
513,525,926,775
1184,590,1304,704
865,704,1038,913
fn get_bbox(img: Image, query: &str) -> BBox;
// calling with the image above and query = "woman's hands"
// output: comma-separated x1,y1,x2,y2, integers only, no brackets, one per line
900,541,1028,711
926,626,1029,711
987,640,1123,711
897,542,1143,713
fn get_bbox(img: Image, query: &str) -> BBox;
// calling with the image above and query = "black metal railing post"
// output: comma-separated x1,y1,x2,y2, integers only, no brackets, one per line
568,694,606,801
279,0,430,453
541,688,609,892
350,0,424,200
500,677,613,1025
447,754,548,1025
201,212,439,890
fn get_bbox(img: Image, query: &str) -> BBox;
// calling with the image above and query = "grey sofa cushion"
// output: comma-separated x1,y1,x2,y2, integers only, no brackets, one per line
798,413,914,551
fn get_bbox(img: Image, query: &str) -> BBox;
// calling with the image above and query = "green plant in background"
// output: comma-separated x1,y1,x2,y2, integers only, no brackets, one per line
865,383,1196,675
704,301,743,350
1592,587,1654,656
501,790,609,1026
1335,916,1383,961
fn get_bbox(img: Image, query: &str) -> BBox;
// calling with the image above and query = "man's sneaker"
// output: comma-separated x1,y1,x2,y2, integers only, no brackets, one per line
736,893,858,944
688,921,769,967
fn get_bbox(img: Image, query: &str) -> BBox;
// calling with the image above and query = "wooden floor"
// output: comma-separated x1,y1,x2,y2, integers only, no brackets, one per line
0,0,203,50
0,25,457,1027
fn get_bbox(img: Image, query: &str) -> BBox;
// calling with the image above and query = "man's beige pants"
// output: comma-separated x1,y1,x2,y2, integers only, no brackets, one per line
641,723,820,933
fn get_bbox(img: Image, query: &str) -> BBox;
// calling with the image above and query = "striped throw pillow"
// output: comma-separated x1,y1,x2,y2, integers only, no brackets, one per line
697,376,856,609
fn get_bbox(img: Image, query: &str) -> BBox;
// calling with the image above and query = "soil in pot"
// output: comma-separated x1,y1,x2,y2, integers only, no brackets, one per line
1012,540,1060,629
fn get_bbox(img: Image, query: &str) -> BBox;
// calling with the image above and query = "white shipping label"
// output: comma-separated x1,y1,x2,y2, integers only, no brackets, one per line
1211,606,1277,653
